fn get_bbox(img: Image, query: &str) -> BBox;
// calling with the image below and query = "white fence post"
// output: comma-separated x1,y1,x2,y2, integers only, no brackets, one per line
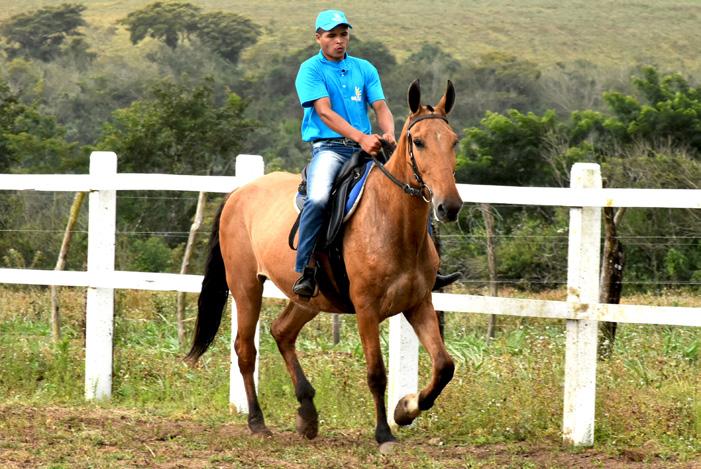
85,151,117,400
387,313,419,426
230,154,265,413
562,163,602,446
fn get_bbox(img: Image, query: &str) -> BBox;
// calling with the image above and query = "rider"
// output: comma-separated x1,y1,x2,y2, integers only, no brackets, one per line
292,9,459,298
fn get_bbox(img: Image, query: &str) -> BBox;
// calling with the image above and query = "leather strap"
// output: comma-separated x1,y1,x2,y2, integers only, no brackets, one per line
288,210,302,251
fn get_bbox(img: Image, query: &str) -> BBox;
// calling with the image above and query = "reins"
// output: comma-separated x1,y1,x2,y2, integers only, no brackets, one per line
370,113,449,203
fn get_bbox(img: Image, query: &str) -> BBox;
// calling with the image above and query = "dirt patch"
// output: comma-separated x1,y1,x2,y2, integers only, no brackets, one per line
0,404,697,468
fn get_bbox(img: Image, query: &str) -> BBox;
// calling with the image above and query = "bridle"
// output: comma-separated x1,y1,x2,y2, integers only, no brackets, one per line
372,113,450,203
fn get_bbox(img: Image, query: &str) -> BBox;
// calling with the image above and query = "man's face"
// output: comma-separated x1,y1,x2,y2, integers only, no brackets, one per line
315,25,349,61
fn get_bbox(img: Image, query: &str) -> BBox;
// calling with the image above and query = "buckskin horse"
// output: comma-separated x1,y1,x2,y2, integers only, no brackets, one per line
186,80,463,452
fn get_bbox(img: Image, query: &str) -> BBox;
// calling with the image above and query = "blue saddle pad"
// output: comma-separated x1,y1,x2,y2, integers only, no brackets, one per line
295,161,373,222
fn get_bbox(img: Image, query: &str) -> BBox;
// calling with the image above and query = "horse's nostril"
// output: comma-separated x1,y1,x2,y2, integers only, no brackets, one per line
437,204,445,215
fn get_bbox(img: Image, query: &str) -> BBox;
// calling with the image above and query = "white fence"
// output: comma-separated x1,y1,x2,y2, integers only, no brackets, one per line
0,151,699,447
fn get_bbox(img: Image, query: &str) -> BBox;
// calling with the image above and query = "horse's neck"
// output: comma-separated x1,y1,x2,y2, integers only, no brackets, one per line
365,153,432,247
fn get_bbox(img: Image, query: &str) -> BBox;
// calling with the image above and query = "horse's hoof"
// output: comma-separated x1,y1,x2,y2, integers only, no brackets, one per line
393,393,421,427
249,422,273,437
296,413,319,440
252,428,273,438
379,441,399,455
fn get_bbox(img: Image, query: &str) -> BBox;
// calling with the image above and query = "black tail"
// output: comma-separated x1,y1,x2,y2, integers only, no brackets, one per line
186,200,229,363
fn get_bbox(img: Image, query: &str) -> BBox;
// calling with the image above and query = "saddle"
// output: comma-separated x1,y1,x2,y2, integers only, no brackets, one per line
288,142,393,313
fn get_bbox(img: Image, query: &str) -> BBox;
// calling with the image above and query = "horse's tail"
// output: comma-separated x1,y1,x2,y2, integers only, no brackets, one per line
185,199,229,364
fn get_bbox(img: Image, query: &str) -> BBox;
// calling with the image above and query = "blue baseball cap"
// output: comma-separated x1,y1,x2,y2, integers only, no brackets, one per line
315,10,352,31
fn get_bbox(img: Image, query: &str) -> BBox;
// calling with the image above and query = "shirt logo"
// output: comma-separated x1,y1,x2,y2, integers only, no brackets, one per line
351,86,362,102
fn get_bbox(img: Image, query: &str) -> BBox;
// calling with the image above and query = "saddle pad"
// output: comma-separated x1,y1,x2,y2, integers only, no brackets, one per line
294,161,374,222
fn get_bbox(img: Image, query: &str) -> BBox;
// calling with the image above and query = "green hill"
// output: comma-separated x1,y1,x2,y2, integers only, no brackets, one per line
1,0,700,72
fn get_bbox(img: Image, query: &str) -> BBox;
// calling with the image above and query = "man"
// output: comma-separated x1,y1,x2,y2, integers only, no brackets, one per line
292,9,459,297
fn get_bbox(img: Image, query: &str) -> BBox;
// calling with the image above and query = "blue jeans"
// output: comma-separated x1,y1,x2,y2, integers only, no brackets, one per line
295,140,359,272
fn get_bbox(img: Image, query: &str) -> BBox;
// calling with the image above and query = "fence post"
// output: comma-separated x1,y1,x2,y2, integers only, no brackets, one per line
85,151,117,400
230,154,265,413
387,313,419,426
563,163,602,446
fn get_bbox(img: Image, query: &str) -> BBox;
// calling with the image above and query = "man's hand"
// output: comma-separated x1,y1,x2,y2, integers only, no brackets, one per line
381,132,397,147
358,133,383,155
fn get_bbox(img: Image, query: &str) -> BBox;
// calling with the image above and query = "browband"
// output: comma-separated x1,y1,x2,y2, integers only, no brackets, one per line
407,113,449,131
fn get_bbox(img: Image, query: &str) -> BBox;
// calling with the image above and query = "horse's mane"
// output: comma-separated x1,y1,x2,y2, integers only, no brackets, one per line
368,139,396,164
380,139,397,157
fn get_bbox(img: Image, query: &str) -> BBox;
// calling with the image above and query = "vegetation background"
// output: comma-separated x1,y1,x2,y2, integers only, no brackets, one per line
0,1,699,467
3,0,701,68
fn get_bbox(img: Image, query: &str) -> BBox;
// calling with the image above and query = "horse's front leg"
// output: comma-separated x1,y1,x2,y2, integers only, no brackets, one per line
356,311,397,452
393,301,455,427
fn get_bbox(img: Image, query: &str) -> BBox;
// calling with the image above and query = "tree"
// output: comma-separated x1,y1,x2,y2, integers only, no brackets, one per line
0,79,84,271
119,1,201,49
465,52,544,117
604,67,701,156
118,4,260,65
95,79,257,268
97,79,255,174
195,12,259,64
453,66,701,296
457,109,560,187
349,38,396,76
0,3,90,62
0,80,80,173
386,43,462,112
236,43,318,172
0,82,23,172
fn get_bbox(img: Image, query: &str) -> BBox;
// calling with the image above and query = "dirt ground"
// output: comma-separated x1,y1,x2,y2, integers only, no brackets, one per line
1,404,699,468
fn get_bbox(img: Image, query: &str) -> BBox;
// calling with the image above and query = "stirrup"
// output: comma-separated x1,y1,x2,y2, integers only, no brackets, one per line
293,267,319,298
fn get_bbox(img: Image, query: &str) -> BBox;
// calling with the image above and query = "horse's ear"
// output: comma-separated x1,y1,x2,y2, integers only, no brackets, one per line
436,80,455,115
407,79,421,114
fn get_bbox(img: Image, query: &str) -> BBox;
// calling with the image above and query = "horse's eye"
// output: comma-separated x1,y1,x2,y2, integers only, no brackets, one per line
413,139,425,149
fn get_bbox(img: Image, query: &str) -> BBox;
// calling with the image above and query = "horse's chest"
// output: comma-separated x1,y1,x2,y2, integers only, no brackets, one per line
387,272,432,310
350,267,432,317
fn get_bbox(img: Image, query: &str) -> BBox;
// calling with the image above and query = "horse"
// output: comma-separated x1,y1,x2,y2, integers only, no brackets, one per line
186,79,463,452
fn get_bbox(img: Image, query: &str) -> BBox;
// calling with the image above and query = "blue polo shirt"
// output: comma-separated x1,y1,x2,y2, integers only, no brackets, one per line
295,51,385,142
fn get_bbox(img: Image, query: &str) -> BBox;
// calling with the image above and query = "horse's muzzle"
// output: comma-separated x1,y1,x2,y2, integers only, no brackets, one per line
434,197,463,222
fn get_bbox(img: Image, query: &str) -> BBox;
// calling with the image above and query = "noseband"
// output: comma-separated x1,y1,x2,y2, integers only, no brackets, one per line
372,113,450,203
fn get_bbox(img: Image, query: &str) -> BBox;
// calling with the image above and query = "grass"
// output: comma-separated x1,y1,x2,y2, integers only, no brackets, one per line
0,286,700,467
0,1,700,73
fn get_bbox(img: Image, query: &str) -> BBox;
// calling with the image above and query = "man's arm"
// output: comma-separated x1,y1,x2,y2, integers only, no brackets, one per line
313,98,382,154
371,99,396,146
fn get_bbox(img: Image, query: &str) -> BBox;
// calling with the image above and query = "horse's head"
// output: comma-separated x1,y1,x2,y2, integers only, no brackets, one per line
397,79,463,222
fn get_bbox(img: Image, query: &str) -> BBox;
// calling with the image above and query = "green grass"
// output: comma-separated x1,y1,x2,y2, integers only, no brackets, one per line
1,286,700,467
1,1,700,72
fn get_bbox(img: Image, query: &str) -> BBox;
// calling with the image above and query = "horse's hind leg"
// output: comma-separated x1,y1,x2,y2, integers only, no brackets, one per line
230,276,271,436
393,302,455,427
270,302,319,439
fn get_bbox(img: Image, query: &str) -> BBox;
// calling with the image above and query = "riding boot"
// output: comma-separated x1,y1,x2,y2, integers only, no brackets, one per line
432,271,461,291
293,267,318,298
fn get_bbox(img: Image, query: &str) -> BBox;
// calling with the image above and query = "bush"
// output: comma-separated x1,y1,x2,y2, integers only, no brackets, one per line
127,237,174,273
